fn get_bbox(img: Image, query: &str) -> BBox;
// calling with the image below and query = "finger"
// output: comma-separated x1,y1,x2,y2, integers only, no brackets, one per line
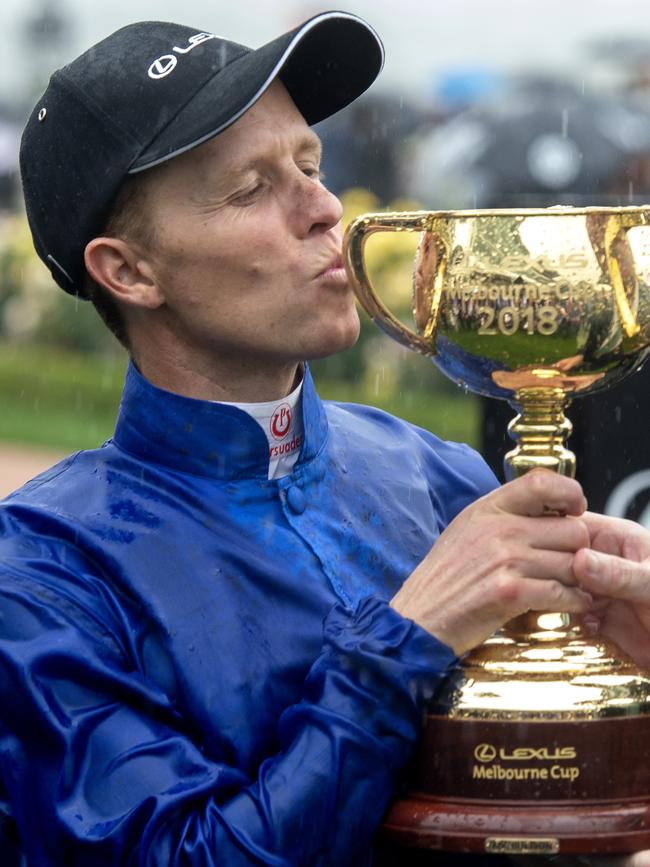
586,595,610,614
491,470,587,518
623,531,650,564
493,575,593,615
573,549,650,603
583,512,650,561
517,549,581,586
590,529,623,557
516,515,590,554
580,593,612,633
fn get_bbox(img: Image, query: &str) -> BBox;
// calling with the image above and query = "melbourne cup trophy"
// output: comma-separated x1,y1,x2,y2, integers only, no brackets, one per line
343,207,650,855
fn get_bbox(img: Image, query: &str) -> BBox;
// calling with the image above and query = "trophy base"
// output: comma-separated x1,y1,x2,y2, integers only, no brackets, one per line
382,617,650,856
382,796,650,854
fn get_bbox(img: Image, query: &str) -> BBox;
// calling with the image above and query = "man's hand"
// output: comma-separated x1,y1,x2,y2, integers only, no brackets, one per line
573,512,650,668
391,470,593,655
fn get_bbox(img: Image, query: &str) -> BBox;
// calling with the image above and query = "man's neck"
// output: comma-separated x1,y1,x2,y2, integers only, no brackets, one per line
132,343,302,404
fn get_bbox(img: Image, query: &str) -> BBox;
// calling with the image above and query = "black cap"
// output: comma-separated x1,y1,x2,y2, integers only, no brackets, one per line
20,11,384,297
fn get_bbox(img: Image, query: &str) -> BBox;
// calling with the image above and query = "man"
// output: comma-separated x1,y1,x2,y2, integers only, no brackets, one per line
2,10,650,866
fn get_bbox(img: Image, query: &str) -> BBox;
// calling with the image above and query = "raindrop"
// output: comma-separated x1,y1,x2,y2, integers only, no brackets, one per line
561,108,569,139
629,181,635,202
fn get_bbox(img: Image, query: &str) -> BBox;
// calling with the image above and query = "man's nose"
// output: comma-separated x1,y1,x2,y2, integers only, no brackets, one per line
291,175,343,237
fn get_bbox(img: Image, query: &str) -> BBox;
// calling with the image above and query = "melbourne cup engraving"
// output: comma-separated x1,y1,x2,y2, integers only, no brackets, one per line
343,207,650,854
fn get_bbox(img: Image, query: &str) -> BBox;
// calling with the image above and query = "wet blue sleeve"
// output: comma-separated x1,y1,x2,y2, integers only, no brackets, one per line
0,574,455,866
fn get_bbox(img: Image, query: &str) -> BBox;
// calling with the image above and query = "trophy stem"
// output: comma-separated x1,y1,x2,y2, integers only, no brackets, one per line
503,386,579,644
504,386,576,481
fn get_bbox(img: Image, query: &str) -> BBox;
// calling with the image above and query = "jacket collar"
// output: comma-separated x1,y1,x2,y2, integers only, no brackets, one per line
113,362,328,480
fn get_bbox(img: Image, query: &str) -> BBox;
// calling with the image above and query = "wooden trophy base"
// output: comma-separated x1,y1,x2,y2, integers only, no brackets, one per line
381,616,650,856
383,715,650,854
383,795,650,855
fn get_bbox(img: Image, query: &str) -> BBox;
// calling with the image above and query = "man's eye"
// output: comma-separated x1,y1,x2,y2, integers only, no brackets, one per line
302,166,325,181
234,183,265,204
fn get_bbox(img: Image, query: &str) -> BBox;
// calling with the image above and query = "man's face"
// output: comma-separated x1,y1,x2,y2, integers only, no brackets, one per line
138,81,359,377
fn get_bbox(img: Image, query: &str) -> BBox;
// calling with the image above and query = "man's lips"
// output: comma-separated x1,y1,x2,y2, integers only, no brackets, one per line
316,256,348,283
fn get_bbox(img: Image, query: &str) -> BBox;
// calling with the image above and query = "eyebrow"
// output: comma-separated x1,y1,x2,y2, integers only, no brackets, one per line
296,131,323,160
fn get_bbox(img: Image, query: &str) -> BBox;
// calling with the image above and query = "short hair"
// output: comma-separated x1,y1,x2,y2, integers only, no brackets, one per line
84,173,156,350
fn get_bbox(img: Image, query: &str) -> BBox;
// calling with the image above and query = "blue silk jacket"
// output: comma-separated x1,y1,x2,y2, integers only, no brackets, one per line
0,364,497,866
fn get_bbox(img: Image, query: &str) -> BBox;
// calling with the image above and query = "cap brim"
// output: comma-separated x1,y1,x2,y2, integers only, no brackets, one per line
129,11,384,173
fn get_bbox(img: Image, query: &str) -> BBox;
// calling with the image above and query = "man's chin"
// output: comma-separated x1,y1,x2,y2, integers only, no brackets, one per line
306,320,361,361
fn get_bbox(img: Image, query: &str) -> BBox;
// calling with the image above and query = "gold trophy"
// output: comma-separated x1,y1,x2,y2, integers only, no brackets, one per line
344,207,650,855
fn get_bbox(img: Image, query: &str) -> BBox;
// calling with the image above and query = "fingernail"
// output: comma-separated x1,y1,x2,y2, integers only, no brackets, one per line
585,550,601,578
582,614,600,634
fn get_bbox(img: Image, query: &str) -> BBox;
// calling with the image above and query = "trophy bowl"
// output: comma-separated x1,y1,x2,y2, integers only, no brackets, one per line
344,207,650,855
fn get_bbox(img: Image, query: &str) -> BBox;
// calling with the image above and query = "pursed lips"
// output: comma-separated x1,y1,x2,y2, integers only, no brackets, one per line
315,253,346,280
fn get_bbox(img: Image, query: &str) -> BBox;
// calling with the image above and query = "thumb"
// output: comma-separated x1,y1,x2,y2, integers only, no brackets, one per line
573,549,650,603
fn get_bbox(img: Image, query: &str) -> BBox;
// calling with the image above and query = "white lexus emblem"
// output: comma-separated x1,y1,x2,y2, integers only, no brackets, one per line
148,55,178,79
147,33,218,80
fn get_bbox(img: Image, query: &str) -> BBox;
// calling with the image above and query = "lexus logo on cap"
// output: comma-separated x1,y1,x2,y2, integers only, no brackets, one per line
271,405,292,440
149,55,178,79
148,32,219,80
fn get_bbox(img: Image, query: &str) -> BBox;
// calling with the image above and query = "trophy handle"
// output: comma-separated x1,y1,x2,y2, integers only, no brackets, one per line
588,211,647,339
606,213,643,339
343,211,438,355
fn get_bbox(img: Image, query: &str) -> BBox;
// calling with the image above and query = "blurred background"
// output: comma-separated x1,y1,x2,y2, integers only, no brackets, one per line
1,0,650,523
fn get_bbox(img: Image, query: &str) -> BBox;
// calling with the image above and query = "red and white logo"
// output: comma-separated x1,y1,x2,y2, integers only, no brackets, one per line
270,405,292,440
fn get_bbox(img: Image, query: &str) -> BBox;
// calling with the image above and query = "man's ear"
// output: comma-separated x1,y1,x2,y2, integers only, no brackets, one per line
84,237,164,309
